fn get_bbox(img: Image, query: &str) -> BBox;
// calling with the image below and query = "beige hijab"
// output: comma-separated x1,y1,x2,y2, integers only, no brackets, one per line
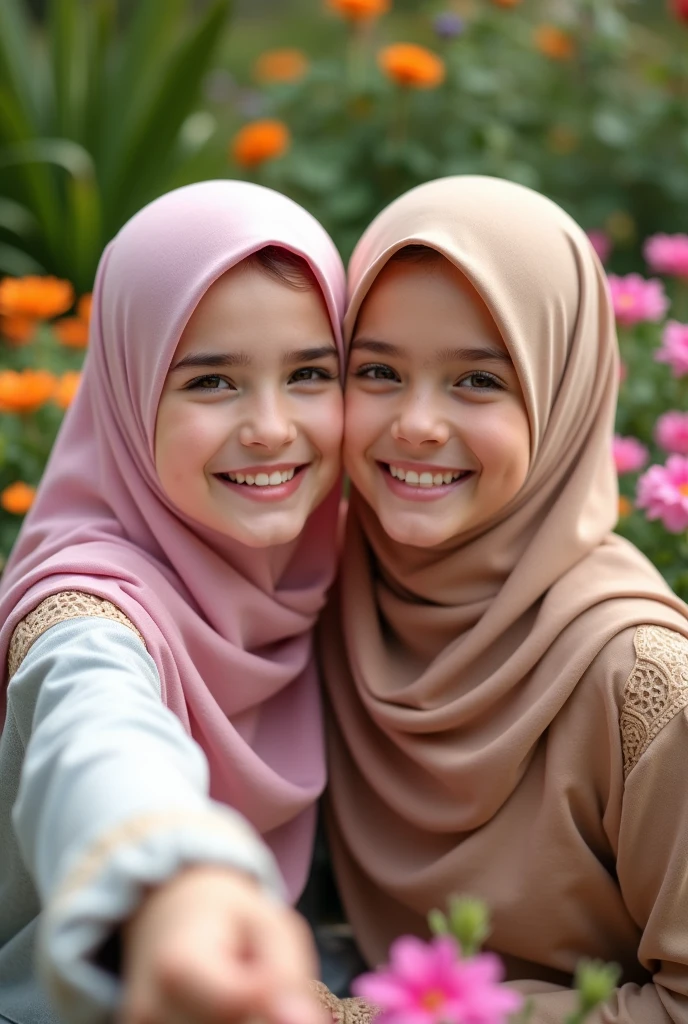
321,176,688,966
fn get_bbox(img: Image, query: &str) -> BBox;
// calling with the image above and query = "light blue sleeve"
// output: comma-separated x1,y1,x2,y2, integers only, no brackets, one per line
9,616,284,1024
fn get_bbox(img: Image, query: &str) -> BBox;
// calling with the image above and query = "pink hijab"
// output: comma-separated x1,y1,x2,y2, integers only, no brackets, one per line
0,180,346,901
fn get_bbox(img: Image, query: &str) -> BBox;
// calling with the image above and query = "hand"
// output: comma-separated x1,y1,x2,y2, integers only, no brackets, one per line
120,865,325,1024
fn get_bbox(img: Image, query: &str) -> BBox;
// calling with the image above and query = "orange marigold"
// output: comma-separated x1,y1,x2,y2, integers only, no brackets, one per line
77,293,92,322
534,24,575,60
231,120,291,168
1,315,37,345
0,369,56,414
254,48,309,84
1,481,36,515
327,0,390,20
54,316,89,349
547,124,579,155
618,495,633,519
378,43,445,89
0,275,74,319
53,371,82,410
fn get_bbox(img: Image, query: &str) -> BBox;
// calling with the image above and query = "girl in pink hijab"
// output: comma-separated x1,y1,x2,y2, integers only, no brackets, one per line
0,180,345,1024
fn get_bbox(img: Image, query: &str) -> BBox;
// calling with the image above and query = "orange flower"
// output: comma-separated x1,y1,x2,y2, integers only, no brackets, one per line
0,315,37,345
547,124,579,155
618,495,633,519
254,49,309,84
0,275,74,319
327,0,390,20
534,24,575,60
491,0,523,6
77,293,92,322
1,481,36,515
378,43,445,89
0,369,56,414
53,370,82,410
54,316,89,349
231,120,291,168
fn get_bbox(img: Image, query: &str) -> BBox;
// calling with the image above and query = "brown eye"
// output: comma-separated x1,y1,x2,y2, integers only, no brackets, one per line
187,375,234,391
289,367,336,383
355,363,399,381
457,372,503,391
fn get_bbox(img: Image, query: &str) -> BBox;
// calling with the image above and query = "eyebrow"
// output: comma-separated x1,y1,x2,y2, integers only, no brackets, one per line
350,337,512,364
171,345,338,372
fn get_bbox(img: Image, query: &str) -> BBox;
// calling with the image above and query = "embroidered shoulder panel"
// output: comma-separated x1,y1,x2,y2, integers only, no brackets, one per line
310,981,379,1024
621,625,688,780
8,590,145,679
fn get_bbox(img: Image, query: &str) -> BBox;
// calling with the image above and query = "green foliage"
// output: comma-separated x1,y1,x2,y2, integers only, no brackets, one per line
223,0,688,264
0,0,232,293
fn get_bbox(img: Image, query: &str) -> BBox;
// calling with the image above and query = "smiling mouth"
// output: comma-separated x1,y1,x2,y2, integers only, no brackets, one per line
382,463,472,488
215,465,305,488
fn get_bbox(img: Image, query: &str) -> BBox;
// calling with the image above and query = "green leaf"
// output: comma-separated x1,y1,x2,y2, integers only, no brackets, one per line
0,0,40,131
82,0,117,159
0,242,45,276
0,138,99,284
48,0,84,139
0,198,37,238
103,0,232,230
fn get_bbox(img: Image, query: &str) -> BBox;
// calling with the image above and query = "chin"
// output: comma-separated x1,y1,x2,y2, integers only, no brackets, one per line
229,518,306,549
379,512,451,549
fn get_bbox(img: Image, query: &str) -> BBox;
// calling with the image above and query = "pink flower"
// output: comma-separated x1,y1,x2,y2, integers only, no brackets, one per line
655,412,688,455
352,935,523,1024
618,360,627,383
656,321,688,377
613,435,649,474
586,229,612,264
636,455,688,533
607,274,669,327
644,233,688,279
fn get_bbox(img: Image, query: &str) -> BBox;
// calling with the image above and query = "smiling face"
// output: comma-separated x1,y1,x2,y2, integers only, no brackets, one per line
344,252,531,548
155,256,343,548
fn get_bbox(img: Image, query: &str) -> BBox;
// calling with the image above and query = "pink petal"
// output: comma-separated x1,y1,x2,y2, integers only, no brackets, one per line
389,936,438,989
352,974,415,1011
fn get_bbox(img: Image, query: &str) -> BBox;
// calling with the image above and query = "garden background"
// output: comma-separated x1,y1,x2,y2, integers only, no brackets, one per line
1,0,688,597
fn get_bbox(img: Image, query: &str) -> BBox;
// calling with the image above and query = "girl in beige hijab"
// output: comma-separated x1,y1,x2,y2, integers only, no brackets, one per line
319,177,688,1023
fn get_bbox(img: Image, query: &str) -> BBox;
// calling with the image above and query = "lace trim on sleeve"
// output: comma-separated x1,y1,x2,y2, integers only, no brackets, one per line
8,590,146,679
621,625,688,780
310,981,379,1024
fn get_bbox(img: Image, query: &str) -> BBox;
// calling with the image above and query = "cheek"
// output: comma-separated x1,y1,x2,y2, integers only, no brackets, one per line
155,403,226,482
343,389,384,462
471,405,530,485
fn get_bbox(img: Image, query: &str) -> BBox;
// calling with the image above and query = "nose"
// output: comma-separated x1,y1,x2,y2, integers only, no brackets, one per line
239,391,297,451
392,392,449,447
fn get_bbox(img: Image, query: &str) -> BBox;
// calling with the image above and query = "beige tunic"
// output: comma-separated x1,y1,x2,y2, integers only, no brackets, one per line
323,623,688,1023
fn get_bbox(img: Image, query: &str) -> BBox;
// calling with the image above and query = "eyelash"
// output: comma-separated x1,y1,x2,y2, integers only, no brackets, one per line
353,364,505,391
186,368,338,392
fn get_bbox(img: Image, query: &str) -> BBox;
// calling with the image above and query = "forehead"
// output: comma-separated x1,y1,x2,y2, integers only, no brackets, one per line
174,262,333,359
355,257,507,353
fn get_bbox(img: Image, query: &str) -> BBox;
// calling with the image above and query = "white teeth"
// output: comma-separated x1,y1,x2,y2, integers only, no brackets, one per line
226,468,297,486
388,464,466,487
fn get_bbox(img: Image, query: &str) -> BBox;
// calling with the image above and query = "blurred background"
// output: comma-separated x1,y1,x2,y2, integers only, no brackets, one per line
1,0,688,596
